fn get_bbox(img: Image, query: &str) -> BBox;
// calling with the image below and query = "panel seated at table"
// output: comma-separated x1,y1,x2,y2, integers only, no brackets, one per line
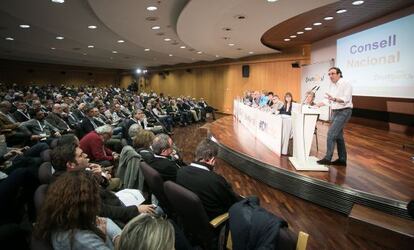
233,100,293,155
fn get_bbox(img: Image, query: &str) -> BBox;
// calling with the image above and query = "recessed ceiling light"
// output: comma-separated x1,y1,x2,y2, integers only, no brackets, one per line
180,46,186,49
284,38,290,41
5,37,14,41
117,40,125,43
144,48,150,51
197,51,203,54
304,27,312,31
324,16,334,20
147,6,157,11
267,0,278,2
228,43,235,46
169,54,173,57
51,0,64,3
290,35,297,38
19,24,30,29
249,51,254,54
88,45,94,48
215,55,220,57
88,25,97,29
352,1,364,5
51,47,56,50
56,36,64,40
83,53,87,56
336,9,347,14
151,26,160,30
164,38,171,41
313,22,322,26
112,50,118,54
297,31,304,34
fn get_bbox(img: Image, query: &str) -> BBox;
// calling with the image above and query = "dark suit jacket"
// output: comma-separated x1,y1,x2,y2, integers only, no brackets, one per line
13,110,30,122
0,113,19,130
121,118,137,140
45,112,70,132
176,163,240,220
147,156,180,183
80,117,97,138
72,109,86,121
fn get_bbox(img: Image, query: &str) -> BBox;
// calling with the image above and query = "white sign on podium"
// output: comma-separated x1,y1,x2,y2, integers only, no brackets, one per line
289,104,329,171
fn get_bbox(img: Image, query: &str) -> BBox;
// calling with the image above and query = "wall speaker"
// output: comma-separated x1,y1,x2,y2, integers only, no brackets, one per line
291,62,300,68
242,65,249,78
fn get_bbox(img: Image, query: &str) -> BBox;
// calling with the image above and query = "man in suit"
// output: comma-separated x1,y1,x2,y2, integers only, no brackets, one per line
12,101,31,122
176,139,241,220
72,102,86,122
21,110,61,144
0,101,30,146
146,133,180,183
45,104,72,134
79,105,99,138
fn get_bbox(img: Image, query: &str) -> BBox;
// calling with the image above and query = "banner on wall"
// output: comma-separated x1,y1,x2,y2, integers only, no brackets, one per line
300,61,333,121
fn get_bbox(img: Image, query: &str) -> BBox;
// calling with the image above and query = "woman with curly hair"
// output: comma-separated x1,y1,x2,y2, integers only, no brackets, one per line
34,170,121,250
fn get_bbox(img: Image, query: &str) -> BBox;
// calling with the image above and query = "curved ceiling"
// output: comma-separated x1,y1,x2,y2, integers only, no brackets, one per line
177,0,336,59
261,0,414,50
0,0,409,70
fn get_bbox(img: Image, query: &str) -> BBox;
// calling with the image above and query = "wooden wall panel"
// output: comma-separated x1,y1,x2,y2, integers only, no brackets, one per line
145,56,306,113
0,59,121,87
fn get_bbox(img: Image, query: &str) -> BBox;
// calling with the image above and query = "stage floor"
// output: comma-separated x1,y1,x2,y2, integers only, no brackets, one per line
208,116,414,203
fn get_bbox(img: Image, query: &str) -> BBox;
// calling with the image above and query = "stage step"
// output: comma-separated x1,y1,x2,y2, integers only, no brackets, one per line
348,204,414,249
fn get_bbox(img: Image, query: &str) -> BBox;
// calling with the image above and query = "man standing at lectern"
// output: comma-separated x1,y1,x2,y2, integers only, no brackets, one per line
316,67,353,166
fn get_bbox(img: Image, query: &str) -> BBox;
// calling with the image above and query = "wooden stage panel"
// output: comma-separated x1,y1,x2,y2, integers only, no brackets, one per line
209,116,414,202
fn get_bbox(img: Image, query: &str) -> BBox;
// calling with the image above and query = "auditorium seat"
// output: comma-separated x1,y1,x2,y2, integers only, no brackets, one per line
38,162,53,185
163,180,229,249
140,161,174,217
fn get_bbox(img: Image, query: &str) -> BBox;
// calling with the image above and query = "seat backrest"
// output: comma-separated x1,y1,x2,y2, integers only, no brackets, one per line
34,184,48,214
38,162,53,184
40,149,52,162
163,181,213,247
140,161,172,214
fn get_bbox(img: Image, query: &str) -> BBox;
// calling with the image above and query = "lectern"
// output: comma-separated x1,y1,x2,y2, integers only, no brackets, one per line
289,105,329,171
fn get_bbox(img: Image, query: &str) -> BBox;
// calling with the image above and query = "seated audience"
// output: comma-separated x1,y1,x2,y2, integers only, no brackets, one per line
45,103,73,134
34,170,122,250
0,101,30,146
118,214,175,250
146,133,180,182
176,139,241,220
13,101,31,122
21,110,61,144
79,125,119,167
50,142,155,226
133,130,155,162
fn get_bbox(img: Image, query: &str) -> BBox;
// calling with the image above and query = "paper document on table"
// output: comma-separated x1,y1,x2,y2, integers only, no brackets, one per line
116,189,145,206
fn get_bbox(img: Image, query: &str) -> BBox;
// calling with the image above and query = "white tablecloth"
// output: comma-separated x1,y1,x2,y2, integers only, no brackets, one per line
233,100,292,155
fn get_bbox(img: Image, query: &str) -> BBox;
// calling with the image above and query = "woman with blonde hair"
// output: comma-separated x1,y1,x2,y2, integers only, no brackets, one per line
117,214,175,250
